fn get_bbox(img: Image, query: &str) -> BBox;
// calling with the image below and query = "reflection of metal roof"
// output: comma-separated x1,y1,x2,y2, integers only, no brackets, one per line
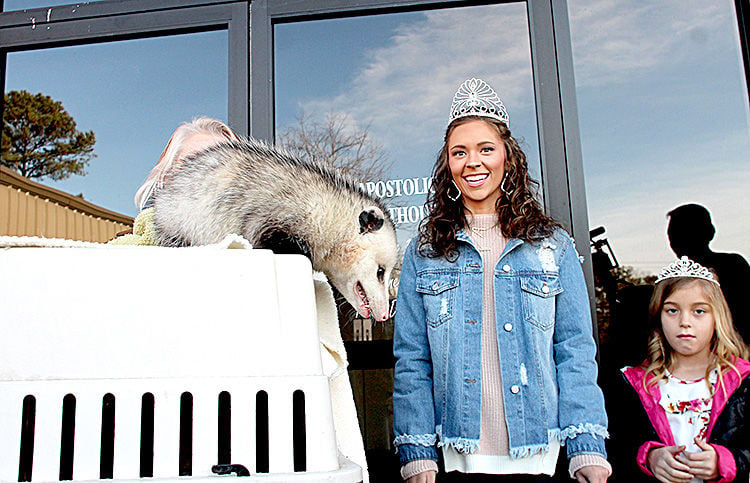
0,166,133,242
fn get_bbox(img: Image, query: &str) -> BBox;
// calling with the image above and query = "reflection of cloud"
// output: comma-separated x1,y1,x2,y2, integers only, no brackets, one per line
299,4,534,157
567,0,730,87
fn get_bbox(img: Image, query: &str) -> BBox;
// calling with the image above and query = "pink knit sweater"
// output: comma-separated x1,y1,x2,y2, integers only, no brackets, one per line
466,213,509,455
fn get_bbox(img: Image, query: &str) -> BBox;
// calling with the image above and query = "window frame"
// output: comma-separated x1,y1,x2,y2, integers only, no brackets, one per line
0,0,249,133
735,0,750,104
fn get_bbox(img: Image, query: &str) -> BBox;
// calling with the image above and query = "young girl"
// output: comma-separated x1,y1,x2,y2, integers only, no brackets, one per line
612,256,750,482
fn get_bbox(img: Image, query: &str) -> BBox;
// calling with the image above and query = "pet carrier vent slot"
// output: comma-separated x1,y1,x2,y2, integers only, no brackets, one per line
293,390,306,472
179,392,193,476
99,394,115,479
139,393,154,477
59,394,76,480
255,391,269,473
18,394,36,482
218,391,231,465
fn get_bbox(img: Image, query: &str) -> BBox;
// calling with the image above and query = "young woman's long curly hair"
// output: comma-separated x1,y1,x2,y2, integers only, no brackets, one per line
418,116,559,259
642,277,748,396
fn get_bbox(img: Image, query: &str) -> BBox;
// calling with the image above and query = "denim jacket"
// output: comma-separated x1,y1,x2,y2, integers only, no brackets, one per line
393,227,608,465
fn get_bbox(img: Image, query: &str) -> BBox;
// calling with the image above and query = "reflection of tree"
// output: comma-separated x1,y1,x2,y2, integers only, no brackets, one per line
595,266,655,345
279,112,401,323
277,111,391,181
1,90,96,181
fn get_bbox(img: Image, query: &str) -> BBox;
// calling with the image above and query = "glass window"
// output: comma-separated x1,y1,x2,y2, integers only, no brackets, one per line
274,2,540,250
274,4,540,479
4,31,228,217
568,0,750,365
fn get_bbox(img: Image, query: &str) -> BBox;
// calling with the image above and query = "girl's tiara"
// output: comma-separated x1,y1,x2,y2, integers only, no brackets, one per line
655,256,719,286
449,78,509,127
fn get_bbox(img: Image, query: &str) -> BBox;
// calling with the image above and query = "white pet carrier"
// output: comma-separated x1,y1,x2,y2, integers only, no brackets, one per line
0,244,362,482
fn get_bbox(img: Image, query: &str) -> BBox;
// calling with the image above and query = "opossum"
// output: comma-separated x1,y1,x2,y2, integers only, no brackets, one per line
152,137,398,322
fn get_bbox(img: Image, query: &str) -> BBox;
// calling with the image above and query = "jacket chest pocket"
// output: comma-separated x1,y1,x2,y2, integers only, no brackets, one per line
416,271,459,328
520,275,562,331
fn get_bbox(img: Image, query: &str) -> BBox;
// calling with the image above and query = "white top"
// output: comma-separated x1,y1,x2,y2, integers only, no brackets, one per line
443,441,560,476
659,368,717,483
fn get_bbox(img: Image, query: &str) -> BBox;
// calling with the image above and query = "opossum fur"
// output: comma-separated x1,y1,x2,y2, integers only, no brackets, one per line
153,137,398,322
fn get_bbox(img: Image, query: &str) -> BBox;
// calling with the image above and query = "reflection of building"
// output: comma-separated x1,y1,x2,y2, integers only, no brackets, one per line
0,166,133,242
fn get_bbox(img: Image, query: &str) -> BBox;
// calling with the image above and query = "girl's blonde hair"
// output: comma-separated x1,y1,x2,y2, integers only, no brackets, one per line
134,117,238,211
643,276,748,395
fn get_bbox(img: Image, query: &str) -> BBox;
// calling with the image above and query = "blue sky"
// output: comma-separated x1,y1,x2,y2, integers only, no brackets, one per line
5,30,228,218
3,0,748,273
274,13,414,130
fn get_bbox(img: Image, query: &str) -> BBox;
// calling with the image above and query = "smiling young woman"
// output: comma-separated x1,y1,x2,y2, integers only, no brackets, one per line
392,78,611,483
447,120,506,215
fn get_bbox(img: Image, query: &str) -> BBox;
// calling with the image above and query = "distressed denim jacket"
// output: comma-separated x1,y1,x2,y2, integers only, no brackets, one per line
392,228,608,465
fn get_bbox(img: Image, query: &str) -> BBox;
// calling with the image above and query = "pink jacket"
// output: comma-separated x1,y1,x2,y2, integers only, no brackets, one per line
622,358,750,482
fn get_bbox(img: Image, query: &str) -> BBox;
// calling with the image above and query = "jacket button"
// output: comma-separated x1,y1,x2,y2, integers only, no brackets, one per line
502,264,511,272
542,284,550,294
432,281,439,290
504,323,513,332
510,385,520,394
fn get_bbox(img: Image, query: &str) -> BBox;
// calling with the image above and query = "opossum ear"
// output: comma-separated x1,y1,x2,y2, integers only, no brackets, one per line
359,208,384,234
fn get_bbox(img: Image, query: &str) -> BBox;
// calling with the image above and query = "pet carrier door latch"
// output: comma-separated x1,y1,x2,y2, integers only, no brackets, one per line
211,464,251,476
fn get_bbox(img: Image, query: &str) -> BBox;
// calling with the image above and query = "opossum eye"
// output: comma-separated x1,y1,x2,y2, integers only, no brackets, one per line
377,266,385,283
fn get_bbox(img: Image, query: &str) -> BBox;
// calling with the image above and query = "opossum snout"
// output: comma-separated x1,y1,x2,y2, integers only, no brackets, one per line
372,310,389,322
353,280,390,322
365,292,390,322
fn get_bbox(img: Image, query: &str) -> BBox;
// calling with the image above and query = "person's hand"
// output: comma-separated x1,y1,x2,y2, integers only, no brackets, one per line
406,470,436,483
647,445,693,483
675,438,719,481
574,464,610,482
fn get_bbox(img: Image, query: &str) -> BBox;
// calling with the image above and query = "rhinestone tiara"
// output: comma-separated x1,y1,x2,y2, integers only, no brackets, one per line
655,256,719,286
449,78,509,126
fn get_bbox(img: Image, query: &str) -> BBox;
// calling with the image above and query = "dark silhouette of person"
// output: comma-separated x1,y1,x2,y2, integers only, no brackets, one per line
667,203,750,342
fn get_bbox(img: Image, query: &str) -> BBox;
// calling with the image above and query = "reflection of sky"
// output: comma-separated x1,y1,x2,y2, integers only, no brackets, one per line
275,3,540,249
274,14,415,130
568,0,749,273
5,32,228,217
